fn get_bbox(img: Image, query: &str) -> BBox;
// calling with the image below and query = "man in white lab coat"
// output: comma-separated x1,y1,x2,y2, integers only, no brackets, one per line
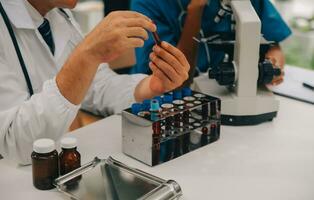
0,0,190,164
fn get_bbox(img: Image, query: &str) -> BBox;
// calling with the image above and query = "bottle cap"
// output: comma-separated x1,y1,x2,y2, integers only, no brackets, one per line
153,96,162,104
33,139,56,154
143,99,151,111
173,100,185,105
161,103,174,109
150,99,160,111
163,94,173,104
61,137,78,149
194,93,206,99
131,103,142,115
182,87,192,97
183,96,196,102
173,90,182,100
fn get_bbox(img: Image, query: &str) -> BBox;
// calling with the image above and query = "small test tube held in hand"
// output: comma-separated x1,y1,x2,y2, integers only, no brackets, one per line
152,21,162,46
152,32,161,46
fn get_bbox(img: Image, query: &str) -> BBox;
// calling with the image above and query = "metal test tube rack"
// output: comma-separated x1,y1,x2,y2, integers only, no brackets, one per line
122,91,221,166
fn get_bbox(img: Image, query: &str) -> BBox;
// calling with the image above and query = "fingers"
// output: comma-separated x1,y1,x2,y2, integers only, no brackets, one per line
271,77,284,86
265,45,285,68
113,13,157,44
149,46,190,92
148,43,190,92
86,10,156,63
109,11,156,32
122,18,157,32
111,11,151,21
126,38,145,48
149,62,173,90
149,53,180,83
266,56,285,86
125,27,149,40
267,57,277,66
160,42,189,68
270,71,284,86
152,45,181,74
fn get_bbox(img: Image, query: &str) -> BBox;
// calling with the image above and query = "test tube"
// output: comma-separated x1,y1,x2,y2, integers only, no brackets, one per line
201,126,210,146
161,103,175,161
210,101,217,118
173,90,183,100
210,122,220,142
183,96,196,125
172,100,186,157
181,96,196,154
153,96,162,105
131,103,142,115
202,103,209,121
182,111,190,154
193,93,206,118
182,87,192,97
172,100,184,129
132,103,151,118
151,99,161,165
194,93,209,121
152,28,162,46
163,93,173,104
143,99,151,111
161,103,174,133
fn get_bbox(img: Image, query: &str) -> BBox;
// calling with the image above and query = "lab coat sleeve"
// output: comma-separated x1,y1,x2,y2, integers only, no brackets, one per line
81,63,147,116
0,78,80,165
130,0,178,74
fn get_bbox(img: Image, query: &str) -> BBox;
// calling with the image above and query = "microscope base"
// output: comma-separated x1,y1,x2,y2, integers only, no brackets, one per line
222,111,277,126
193,75,279,126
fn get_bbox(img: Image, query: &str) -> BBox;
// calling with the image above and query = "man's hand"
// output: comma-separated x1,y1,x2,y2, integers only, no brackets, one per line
57,11,156,105
149,42,190,93
134,42,190,102
78,11,156,64
265,45,285,86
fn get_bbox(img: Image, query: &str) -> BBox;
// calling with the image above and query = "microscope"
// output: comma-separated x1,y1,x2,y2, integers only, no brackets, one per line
194,0,282,126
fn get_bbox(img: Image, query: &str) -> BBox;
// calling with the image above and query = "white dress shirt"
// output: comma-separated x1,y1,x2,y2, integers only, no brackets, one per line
0,0,146,164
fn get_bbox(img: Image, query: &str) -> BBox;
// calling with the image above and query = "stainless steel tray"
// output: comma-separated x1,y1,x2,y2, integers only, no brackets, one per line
54,157,182,200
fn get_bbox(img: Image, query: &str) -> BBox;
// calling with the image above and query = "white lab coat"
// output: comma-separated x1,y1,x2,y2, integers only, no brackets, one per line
0,0,146,164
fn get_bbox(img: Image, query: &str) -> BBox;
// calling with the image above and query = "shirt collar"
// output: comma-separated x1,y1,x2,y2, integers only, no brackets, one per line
24,0,44,28
1,0,46,29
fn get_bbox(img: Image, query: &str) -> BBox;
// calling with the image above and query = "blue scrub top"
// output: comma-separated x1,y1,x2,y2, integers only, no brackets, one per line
130,0,292,74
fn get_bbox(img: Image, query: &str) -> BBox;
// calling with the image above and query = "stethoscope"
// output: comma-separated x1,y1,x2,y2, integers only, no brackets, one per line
176,0,234,71
0,2,70,97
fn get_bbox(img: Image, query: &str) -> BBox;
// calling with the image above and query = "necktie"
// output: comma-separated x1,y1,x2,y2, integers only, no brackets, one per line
38,18,55,55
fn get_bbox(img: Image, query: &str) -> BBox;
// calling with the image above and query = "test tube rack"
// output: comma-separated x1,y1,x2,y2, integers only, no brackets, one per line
122,90,221,166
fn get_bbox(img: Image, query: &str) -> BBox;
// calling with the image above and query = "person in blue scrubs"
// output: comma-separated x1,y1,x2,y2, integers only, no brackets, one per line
130,0,292,85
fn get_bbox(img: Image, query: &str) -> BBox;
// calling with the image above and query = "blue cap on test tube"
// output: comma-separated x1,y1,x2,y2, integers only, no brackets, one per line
153,96,162,104
173,90,182,100
182,87,192,97
142,99,151,111
163,94,173,104
131,103,142,115
150,99,160,112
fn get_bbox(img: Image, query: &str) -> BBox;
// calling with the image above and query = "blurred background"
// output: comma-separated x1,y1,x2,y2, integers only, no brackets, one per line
74,0,314,71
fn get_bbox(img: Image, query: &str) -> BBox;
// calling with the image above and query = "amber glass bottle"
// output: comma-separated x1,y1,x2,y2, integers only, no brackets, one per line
32,139,59,190
59,137,81,188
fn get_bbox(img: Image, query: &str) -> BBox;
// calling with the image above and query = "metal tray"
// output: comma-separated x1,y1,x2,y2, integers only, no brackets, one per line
54,157,182,200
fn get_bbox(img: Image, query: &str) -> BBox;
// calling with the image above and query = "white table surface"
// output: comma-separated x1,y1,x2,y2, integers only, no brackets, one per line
1,96,314,200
